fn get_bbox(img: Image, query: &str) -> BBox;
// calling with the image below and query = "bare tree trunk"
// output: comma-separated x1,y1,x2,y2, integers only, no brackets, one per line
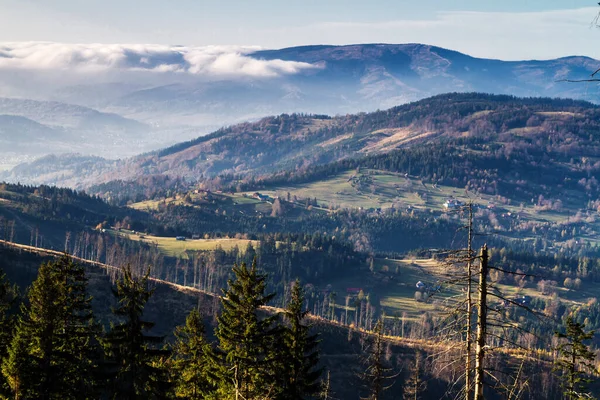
64,231,71,253
321,370,333,399
9,220,15,243
474,245,488,400
345,296,350,326
465,203,474,400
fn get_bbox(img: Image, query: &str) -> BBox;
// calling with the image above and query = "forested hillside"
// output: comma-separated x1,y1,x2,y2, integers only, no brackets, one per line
0,242,582,399
5,93,598,191
2,93,600,398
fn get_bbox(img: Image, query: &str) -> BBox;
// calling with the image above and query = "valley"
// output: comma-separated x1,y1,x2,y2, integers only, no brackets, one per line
1,43,600,174
1,71,600,400
2,0,600,397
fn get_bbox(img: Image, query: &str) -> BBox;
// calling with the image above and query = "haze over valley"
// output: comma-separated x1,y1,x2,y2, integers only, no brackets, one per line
2,2,600,399
1,42,600,172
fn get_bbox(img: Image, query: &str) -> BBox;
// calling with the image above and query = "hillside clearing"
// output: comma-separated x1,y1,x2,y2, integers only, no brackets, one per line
106,229,257,258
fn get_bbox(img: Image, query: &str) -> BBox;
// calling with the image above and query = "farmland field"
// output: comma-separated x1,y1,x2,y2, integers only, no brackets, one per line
329,256,599,322
106,229,257,258
246,169,582,222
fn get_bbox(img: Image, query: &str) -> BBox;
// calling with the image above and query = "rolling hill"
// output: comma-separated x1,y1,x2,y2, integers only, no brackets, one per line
0,97,152,169
5,93,599,192
1,43,599,171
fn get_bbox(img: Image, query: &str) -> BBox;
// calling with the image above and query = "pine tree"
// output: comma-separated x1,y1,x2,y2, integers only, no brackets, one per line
2,255,99,399
278,280,322,400
403,352,426,400
553,316,597,400
172,308,214,399
4,259,61,399
55,254,101,398
0,266,18,396
102,265,171,399
360,318,398,400
214,259,280,400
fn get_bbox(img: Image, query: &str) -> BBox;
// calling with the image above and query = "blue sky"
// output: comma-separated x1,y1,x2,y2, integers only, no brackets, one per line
1,0,599,60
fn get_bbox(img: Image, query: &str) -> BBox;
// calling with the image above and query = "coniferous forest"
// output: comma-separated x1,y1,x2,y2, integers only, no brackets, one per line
0,252,325,400
0,240,597,399
2,82,600,400
3,0,600,396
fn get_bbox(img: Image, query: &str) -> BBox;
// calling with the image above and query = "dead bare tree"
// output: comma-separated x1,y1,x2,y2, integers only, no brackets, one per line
428,201,549,400
473,245,488,400
320,370,337,400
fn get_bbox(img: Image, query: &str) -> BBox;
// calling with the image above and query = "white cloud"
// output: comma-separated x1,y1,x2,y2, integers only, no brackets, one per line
0,42,318,78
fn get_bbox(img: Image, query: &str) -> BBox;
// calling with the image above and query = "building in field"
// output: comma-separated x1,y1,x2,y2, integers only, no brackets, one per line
443,198,463,209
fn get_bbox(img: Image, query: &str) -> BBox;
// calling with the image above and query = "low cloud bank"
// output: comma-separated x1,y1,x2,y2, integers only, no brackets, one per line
0,42,318,78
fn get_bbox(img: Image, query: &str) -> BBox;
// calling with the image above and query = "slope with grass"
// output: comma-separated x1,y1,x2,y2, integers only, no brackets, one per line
5,93,600,193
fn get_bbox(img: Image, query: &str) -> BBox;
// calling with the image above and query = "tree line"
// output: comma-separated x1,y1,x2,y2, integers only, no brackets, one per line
0,255,324,399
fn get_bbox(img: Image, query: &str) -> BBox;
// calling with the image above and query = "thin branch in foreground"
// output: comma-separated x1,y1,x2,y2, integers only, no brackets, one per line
556,78,600,83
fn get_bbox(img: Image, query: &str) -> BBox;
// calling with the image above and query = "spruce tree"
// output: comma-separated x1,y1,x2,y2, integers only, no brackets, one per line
2,255,99,399
0,267,18,396
403,352,426,400
214,259,279,400
360,318,398,400
2,326,32,400
278,280,322,400
102,265,171,399
554,316,597,400
172,308,214,399
4,259,61,399
55,254,101,397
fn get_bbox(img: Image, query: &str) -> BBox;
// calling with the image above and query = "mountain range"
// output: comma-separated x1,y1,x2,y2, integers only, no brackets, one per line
1,43,599,175
3,92,598,196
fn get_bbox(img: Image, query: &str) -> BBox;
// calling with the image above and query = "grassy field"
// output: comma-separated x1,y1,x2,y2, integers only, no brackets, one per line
129,169,586,234
374,258,459,319
107,229,257,258
330,256,597,322
320,257,459,321
130,196,194,211
243,170,462,211
244,169,580,225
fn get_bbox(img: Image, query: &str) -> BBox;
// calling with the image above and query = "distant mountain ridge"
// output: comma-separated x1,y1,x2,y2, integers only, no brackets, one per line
3,93,598,189
1,43,600,174
96,44,600,127
0,97,154,165
0,97,147,132
0,115,63,142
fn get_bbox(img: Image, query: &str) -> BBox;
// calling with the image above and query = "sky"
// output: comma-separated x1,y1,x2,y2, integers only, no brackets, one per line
0,0,599,60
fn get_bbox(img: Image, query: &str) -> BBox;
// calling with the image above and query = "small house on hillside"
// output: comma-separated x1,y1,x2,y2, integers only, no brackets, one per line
516,295,531,306
444,198,463,209
252,192,271,201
